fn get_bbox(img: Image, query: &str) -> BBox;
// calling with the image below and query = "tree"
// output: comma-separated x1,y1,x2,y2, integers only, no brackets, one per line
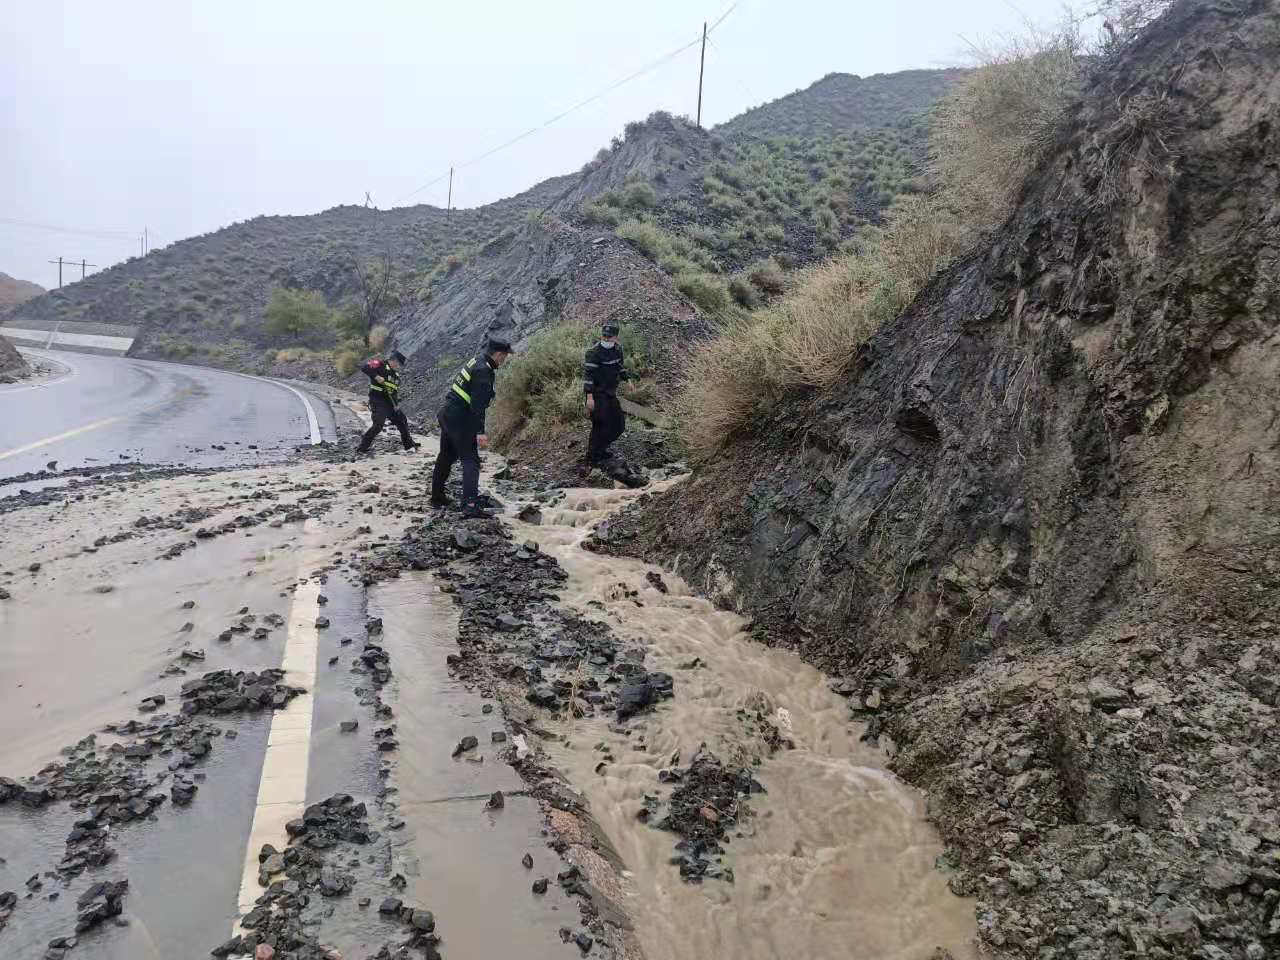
350,249,399,338
263,287,334,338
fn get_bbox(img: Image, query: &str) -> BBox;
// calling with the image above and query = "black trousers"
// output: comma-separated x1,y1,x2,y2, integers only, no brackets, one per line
358,393,414,452
432,412,480,505
588,394,625,463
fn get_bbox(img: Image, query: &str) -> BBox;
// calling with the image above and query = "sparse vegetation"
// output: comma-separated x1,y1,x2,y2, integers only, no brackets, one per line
488,322,649,447
678,21,1090,456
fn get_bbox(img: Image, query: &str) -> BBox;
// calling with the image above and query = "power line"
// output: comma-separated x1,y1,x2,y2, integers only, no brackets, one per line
0,216,138,241
396,27,723,203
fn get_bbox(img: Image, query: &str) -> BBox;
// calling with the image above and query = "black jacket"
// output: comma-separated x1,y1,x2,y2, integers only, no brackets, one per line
583,342,627,396
442,353,497,434
361,358,402,406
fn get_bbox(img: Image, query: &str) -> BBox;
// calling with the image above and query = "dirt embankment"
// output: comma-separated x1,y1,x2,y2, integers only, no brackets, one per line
598,2,1280,958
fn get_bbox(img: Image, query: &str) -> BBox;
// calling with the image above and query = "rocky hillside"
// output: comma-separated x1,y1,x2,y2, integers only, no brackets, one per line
0,272,44,315
717,69,965,140
601,1,1280,957
0,335,29,382
1,183,572,372
2,67,958,384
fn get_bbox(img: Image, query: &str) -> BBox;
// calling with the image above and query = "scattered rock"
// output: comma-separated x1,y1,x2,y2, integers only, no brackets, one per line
452,736,478,758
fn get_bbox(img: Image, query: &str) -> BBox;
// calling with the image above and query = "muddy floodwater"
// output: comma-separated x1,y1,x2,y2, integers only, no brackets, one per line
510,486,978,960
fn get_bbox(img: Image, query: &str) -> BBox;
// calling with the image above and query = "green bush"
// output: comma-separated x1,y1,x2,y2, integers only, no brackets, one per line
263,287,334,338
622,181,659,211
675,272,728,313
581,202,622,227
748,258,787,295
616,220,674,262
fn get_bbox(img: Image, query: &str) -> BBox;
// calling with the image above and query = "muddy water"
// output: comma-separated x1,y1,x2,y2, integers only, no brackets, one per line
510,486,978,960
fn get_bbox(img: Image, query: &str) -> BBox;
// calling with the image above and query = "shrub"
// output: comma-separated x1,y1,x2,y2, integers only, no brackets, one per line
748,258,787,295
616,220,674,263
677,195,965,457
582,202,622,227
262,287,334,338
929,19,1082,235
622,181,659,211
368,324,390,351
728,277,759,309
675,272,728,313
334,348,362,377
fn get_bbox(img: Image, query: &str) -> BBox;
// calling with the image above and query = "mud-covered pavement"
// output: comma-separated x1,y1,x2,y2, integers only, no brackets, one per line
1,403,980,959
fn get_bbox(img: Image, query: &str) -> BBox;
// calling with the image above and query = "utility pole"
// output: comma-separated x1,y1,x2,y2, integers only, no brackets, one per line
446,168,454,221
144,227,148,255
696,21,707,128
48,257,98,288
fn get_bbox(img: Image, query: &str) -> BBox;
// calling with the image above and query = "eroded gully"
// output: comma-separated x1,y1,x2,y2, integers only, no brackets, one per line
505,484,978,960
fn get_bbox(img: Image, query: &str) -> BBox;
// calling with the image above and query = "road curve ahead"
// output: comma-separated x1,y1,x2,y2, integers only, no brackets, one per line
0,349,334,481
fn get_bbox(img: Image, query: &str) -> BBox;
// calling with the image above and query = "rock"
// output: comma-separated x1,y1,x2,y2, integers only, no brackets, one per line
261,854,285,875
1158,904,1201,948
378,897,403,914
0,588,10,600
482,703,494,714
522,853,533,869
339,720,359,733
532,878,549,895
315,616,330,629
409,909,435,932
1071,849,1108,879
170,779,197,805
527,683,559,708
138,694,165,712
1204,857,1248,891
1086,678,1128,711
574,932,594,954
74,879,127,932
491,731,507,743
452,736,478,757
181,600,196,609
645,571,669,594
516,504,543,524
487,791,505,809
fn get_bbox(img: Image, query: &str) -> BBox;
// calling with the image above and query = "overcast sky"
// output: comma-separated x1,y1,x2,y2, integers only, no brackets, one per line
2,0,1073,289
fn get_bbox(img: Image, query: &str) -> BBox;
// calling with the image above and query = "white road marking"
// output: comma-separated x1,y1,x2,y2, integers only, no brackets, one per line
235,567,322,919
232,372,323,445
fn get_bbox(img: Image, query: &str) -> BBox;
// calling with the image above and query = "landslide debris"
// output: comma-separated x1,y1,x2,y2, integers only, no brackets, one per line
597,2,1280,957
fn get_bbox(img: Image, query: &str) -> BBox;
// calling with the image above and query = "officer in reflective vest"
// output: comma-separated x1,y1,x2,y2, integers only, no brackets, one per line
355,349,419,456
431,336,513,517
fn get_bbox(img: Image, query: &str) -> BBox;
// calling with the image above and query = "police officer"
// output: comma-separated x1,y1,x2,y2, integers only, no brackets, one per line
355,349,419,457
584,322,628,467
432,336,513,517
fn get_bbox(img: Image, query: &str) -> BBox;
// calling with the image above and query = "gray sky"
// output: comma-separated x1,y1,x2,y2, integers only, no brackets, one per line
2,0,1072,289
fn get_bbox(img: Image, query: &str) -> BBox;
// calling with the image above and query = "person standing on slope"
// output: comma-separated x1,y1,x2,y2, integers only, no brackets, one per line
432,335,513,518
584,321,629,467
355,349,419,457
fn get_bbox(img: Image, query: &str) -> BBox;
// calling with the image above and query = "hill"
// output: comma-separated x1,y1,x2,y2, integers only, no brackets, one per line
0,272,44,314
0,336,29,382
1,67,960,383
716,69,966,140
600,1,1280,956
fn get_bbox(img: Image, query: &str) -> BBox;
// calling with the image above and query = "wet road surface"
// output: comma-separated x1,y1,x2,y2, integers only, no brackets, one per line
0,349,333,484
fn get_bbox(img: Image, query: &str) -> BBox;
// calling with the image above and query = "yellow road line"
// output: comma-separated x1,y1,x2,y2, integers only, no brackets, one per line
0,414,126,461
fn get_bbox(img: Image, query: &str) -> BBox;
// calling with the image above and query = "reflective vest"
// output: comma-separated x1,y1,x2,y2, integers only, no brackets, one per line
450,357,478,405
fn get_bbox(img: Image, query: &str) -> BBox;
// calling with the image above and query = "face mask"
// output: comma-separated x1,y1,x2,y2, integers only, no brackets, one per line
600,339,616,349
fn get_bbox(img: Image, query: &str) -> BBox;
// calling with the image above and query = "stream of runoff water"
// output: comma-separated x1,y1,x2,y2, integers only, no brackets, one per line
509,486,978,960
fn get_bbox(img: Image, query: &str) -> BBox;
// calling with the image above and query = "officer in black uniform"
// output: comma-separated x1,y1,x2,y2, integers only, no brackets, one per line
583,322,628,466
355,349,419,456
432,336,513,517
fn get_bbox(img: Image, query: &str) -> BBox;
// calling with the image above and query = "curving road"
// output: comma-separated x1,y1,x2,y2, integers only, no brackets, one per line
0,348,334,483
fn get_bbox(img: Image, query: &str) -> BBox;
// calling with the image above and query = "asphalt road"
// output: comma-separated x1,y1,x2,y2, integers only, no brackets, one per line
0,348,334,483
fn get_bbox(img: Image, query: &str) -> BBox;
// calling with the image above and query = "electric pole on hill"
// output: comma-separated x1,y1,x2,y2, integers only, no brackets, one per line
696,21,707,128
47,257,98,288
447,168,454,222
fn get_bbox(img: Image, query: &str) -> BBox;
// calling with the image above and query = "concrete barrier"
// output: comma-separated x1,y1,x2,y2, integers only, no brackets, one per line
1,323,136,356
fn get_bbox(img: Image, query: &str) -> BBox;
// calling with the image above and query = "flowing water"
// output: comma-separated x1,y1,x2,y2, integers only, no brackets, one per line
509,485,978,960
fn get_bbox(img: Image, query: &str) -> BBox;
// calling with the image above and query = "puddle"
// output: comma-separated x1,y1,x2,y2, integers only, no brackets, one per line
509,486,979,960
370,576,576,960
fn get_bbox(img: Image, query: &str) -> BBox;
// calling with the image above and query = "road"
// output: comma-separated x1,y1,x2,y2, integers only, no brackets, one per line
0,348,333,483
